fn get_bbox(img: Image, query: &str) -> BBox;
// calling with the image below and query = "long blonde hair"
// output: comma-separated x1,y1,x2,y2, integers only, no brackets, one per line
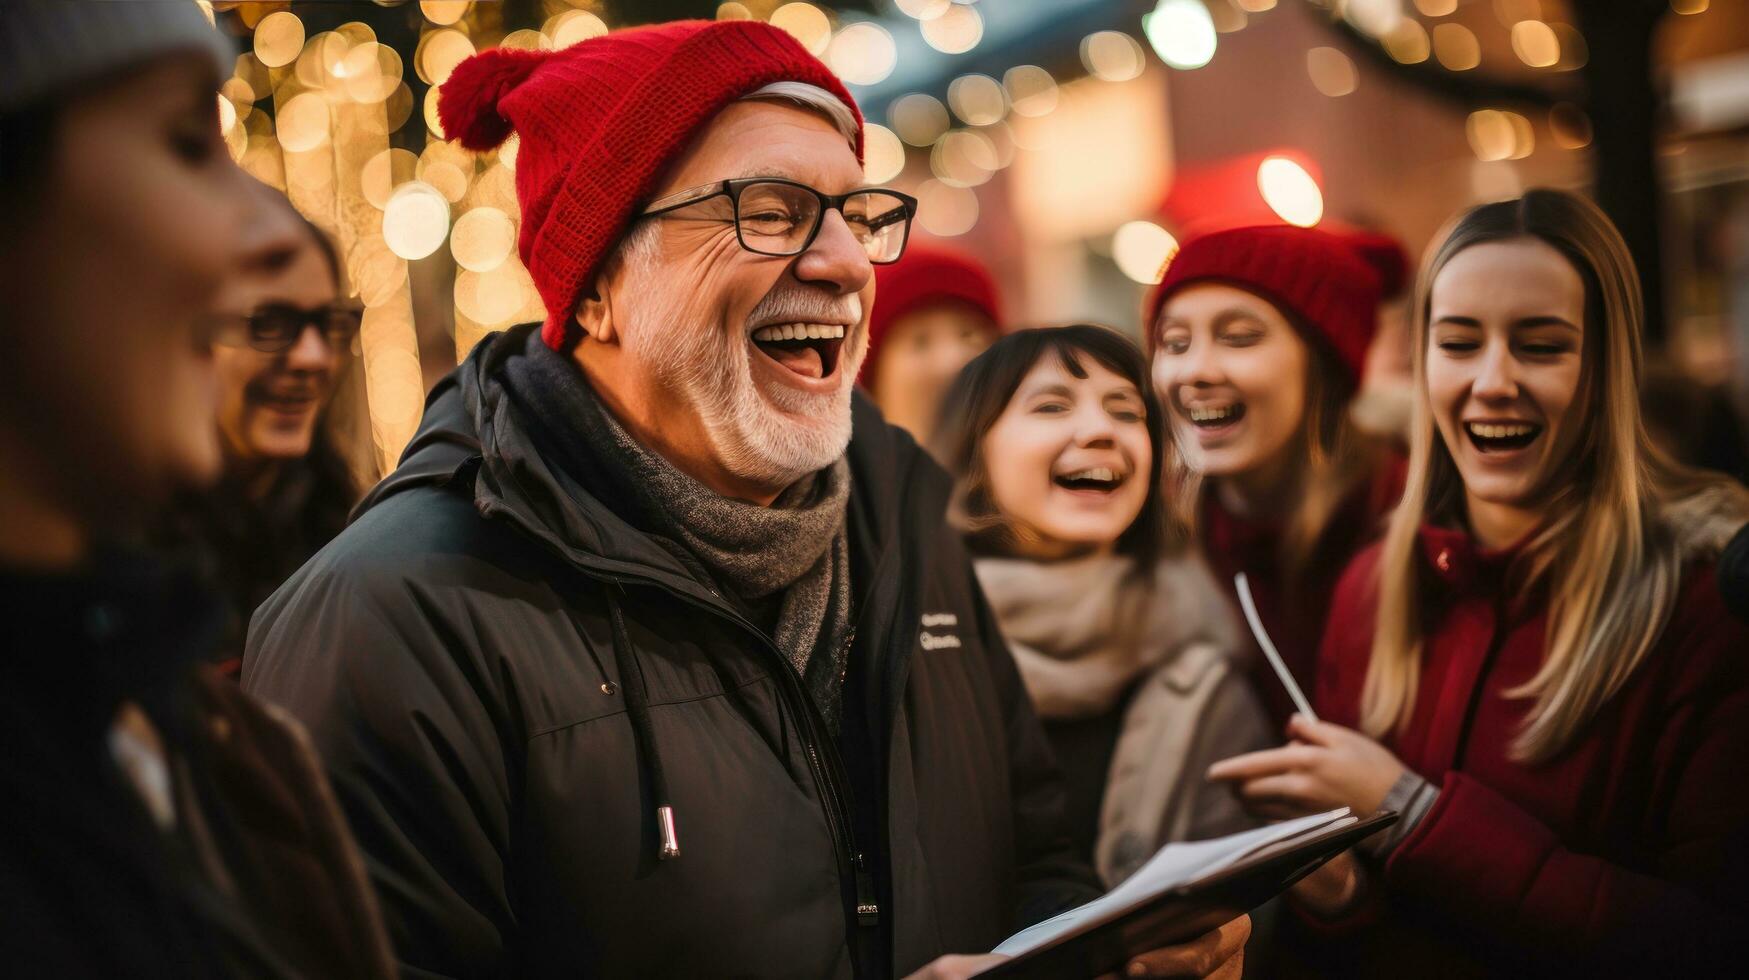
1363,189,1749,764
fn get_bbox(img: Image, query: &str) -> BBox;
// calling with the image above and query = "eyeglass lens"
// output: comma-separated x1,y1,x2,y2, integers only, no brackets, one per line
734,181,910,263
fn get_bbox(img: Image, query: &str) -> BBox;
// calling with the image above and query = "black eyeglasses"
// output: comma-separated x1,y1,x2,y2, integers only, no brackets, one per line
639,177,917,264
201,304,363,354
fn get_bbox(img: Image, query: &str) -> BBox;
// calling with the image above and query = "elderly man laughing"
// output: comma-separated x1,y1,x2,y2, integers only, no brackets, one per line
244,20,1245,980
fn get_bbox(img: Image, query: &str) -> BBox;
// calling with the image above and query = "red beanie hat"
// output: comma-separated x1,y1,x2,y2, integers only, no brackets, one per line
438,20,864,350
1143,225,1407,390
860,243,1002,391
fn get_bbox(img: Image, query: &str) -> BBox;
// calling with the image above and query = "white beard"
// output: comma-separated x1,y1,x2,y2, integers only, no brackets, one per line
620,276,866,490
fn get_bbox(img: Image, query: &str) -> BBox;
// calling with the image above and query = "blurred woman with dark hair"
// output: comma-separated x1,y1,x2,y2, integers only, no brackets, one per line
1210,190,1749,975
0,2,391,973
934,325,1269,887
162,204,364,674
1146,225,1408,731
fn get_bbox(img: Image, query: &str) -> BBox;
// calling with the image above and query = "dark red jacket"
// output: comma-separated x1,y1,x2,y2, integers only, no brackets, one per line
1307,525,1749,976
1201,462,1401,730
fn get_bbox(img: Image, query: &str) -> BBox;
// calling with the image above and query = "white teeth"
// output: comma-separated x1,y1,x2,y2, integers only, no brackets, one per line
1063,466,1117,482
1188,405,1237,423
1467,422,1537,440
751,323,848,343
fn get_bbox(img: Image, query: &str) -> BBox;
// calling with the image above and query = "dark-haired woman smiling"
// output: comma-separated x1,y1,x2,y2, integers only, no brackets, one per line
935,326,1268,887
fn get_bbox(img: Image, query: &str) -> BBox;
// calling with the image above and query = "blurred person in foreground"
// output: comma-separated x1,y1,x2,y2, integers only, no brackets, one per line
861,241,1003,445
243,20,1245,980
0,1,393,976
1210,190,1749,976
934,326,1268,887
160,204,363,674
1146,225,1407,731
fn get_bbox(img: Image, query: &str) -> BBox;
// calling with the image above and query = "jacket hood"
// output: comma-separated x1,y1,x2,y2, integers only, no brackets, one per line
359,324,944,598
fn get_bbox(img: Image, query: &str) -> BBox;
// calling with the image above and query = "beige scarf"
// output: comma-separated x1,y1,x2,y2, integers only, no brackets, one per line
975,551,1269,886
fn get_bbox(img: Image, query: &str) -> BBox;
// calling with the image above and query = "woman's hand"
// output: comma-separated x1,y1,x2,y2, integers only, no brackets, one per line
1205,715,1406,821
1288,848,1365,920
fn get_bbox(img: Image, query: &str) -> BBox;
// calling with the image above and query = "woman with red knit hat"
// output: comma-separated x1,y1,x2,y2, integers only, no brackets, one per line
861,242,1003,444
1146,224,1407,732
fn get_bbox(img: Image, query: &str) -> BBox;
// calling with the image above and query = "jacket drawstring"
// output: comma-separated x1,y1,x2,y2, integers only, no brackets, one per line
605,589,680,861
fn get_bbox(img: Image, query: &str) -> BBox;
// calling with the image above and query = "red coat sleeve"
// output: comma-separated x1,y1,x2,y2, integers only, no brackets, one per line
1385,569,1749,972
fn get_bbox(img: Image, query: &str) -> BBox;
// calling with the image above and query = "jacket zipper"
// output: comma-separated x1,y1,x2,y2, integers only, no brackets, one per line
597,571,878,959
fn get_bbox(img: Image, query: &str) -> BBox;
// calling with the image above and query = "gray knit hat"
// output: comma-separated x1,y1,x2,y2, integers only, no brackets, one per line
0,1,236,112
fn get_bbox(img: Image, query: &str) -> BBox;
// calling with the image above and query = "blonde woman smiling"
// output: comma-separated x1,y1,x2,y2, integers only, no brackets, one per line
1210,190,1749,976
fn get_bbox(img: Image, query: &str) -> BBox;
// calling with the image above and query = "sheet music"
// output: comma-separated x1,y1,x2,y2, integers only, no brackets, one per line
993,808,1355,957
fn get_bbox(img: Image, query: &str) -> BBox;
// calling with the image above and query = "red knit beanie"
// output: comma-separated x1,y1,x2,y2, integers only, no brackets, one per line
438,20,864,350
1143,225,1407,391
860,243,1002,391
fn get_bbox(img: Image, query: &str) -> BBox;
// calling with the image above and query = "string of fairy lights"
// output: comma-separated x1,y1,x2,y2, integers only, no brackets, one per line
192,0,1698,474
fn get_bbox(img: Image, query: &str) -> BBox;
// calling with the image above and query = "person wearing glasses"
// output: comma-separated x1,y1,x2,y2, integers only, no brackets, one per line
243,20,1246,980
161,203,363,675
0,2,393,976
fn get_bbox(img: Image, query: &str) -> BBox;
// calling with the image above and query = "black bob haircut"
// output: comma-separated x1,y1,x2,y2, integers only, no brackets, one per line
931,324,1175,570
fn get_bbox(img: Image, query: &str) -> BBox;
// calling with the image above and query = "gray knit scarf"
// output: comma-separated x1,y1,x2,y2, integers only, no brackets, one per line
509,338,854,729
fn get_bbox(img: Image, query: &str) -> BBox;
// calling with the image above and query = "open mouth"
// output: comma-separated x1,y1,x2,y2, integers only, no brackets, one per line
750,322,848,381
1185,402,1246,429
1465,420,1542,453
1052,466,1126,494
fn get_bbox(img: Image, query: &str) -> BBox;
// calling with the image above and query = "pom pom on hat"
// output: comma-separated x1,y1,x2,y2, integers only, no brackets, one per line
438,47,549,151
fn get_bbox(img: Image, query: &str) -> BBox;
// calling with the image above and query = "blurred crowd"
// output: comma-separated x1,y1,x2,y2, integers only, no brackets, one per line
4,3,1749,979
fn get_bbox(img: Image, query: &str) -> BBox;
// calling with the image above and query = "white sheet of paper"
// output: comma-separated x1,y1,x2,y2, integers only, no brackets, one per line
992,808,1355,958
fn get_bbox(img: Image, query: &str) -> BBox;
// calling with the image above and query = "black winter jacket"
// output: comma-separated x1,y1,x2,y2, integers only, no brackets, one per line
243,326,1099,979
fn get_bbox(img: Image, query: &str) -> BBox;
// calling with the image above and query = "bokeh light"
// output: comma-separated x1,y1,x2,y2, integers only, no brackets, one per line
1004,66,1060,117
341,42,403,104
455,266,528,325
362,147,419,210
548,10,610,49
1552,23,1587,71
771,3,832,57
948,74,1007,127
500,29,553,53
1383,20,1431,64
1257,157,1323,227
1672,0,1709,14
896,0,951,19
451,207,518,273
716,2,752,20
1081,31,1146,82
916,180,979,237
890,93,951,147
254,11,304,69
827,22,897,86
1307,47,1358,97
420,1,470,26
921,3,984,55
1238,0,1277,10
418,29,475,86
382,181,452,260
1465,109,1534,161
1549,102,1592,149
1143,0,1217,70
1433,23,1481,71
862,123,907,183
1344,0,1404,36
423,86,447,140
1415,0,1458,15
277,92,331,153
931,129,999,188
1112,220,1179,284
1510,21,1560,68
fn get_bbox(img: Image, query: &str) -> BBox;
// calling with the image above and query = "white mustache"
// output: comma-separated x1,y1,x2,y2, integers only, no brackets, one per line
746,287,862,330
